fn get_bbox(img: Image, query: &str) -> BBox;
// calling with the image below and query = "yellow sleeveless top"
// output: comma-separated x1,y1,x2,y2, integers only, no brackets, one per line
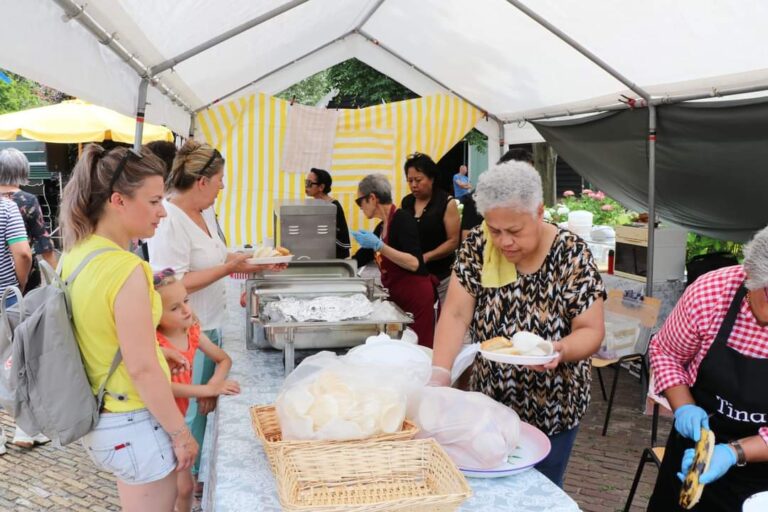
61,235,170,412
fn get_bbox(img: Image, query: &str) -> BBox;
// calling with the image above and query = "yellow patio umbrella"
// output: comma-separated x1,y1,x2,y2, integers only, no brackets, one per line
0,99,173,143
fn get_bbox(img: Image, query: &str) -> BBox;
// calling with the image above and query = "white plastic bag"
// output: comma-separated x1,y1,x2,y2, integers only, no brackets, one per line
407,387,520,470
276,349,426,441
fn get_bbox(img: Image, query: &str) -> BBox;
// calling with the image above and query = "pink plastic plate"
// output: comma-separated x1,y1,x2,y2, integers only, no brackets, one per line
459,422,552,478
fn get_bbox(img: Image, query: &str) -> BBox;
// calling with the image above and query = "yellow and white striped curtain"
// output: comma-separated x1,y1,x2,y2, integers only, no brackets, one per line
196,93,482,247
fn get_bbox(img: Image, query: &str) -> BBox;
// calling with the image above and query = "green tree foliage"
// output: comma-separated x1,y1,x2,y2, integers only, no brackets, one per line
276,59,486,151
0,70,47,114
0,70,68,115
326,59,417,107
275,69,331,106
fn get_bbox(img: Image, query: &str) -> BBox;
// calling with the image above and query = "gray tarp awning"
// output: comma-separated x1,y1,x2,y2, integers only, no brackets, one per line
533,97,768,242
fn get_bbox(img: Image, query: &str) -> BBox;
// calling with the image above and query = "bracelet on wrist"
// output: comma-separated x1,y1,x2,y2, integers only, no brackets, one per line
168,425,188,439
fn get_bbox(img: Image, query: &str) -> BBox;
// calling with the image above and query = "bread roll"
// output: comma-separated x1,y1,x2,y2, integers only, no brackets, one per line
481,336,513,351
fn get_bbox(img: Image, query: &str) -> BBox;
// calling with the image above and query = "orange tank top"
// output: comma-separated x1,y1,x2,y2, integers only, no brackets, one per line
156,323,201,415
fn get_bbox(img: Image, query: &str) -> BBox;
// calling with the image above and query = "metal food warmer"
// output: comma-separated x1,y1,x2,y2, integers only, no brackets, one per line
245,260,413,374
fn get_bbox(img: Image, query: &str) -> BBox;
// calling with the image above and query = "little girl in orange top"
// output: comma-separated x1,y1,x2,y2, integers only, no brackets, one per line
154,268,240,512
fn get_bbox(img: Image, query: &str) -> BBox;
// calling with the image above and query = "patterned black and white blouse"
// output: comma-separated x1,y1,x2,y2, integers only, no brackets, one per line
454,226,606,436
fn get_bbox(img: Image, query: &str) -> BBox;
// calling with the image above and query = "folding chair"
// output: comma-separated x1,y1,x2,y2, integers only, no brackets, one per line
623,377,672,511
595,290,661,436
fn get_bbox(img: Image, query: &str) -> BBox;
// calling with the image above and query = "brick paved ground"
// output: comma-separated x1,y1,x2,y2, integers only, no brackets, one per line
0,365,670,511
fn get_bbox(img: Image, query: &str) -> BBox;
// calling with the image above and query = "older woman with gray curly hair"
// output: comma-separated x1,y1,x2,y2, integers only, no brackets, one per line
352,173,438,347
0,148,57,291
647,227,768,510
430,160,606,487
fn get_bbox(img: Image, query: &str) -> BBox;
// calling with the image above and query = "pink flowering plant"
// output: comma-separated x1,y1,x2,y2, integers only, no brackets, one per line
545,189,634,226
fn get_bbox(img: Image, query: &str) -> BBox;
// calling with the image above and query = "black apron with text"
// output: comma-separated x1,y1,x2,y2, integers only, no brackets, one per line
648,285,768,511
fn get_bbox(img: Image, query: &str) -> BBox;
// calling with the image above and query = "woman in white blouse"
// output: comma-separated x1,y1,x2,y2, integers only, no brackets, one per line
147,140,274,482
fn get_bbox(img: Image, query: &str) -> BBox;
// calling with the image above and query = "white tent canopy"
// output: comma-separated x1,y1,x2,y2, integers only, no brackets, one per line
4,0,768,143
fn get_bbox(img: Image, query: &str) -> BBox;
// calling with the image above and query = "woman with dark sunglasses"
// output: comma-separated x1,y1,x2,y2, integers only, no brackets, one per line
304,168,350,258
351,173,438,348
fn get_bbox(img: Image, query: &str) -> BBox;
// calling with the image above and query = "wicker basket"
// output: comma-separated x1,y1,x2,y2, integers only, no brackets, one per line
275,439,472,512
250,404,419,471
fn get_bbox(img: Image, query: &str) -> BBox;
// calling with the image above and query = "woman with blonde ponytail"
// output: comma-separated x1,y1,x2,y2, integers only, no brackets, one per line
58,144,198,511
147,139,281,487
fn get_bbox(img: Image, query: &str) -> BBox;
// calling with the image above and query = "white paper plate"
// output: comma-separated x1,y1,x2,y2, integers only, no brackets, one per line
480,349,557,366
744,491,768,512
246,255,294,265
460,422,551,478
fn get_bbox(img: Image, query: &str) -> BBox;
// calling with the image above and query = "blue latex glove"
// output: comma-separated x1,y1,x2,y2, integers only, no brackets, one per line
677,444,737,485
351,229,383,251
674,404,710,441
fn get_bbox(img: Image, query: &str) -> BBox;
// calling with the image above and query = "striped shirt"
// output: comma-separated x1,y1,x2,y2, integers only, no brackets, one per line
649,265,768,445
0,198,28,294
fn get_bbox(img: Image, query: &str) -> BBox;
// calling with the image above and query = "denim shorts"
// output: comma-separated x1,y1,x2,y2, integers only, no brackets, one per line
81,409,176,485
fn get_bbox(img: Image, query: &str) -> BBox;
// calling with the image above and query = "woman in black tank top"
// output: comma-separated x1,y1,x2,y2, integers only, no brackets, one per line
400,153,460,304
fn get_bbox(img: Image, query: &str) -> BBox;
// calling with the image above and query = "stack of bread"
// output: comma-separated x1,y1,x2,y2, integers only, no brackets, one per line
481,331,554,357
252,245,291,258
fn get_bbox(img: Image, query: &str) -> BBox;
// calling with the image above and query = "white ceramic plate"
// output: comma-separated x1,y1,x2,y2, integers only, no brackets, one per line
480,349,557,366
744,491,768,512
246,255,294,265
460,422,551,478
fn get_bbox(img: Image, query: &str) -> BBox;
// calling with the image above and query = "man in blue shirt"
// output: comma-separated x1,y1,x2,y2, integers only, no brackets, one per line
453,164,471,199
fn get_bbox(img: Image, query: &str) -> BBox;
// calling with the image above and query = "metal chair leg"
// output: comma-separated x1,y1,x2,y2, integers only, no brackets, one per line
596,367,608,401
623,449,652,512
602,364,621,436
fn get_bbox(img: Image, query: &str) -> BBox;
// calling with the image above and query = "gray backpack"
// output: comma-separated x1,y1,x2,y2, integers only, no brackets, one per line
0,248,123,446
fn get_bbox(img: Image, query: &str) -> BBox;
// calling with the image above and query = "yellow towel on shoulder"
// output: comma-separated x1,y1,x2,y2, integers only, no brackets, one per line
481,221,517,288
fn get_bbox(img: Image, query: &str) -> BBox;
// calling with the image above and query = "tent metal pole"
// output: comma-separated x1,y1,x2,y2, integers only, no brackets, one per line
150,0,311,75
356,0,388,30
645,106,657,297
356,29,501,123
133,78,149,152
505,0,650,101
509,81,768,124
654,83,768,105
51,0,192,112
188,113,196,138
193,31,356,112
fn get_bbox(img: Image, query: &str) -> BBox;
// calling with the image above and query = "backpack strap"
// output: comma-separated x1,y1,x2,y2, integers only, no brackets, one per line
64,247,119,286
62,247,127,404
96,350,125,407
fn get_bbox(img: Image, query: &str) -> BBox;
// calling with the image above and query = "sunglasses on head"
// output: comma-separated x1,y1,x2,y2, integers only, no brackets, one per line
107,148,143,194
152,267,175,287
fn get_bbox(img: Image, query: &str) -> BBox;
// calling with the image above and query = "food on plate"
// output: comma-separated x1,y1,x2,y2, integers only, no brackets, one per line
679,427,715,509
480,336,513,351
481,331,554,357
252,245,292,258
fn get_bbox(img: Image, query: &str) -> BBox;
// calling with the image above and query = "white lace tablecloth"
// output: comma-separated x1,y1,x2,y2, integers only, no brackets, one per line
207,284,580,511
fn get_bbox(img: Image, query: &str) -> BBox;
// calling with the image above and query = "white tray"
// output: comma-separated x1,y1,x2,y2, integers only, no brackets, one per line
246,255,294,265
460,422,551,478
480,349,557,366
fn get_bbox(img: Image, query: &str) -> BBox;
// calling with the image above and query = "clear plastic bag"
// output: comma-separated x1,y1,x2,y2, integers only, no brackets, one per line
407,387,520,470
276,349,428,441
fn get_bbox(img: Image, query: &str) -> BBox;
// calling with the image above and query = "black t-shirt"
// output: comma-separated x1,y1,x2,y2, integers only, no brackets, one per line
401,188,454,280
460,192,484,232
331,199,351,259
353,208,428,275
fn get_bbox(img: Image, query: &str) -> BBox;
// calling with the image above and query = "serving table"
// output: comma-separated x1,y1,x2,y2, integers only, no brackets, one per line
203,283,581,511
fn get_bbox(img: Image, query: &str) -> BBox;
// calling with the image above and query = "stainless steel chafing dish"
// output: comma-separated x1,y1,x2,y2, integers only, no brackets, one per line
245,272,412,374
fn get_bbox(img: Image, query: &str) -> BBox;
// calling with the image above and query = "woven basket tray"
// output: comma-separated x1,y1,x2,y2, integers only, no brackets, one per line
275,438,472,512
250,404,419,471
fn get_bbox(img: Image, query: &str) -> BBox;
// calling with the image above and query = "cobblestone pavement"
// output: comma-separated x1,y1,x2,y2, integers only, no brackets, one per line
0,366,669,512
